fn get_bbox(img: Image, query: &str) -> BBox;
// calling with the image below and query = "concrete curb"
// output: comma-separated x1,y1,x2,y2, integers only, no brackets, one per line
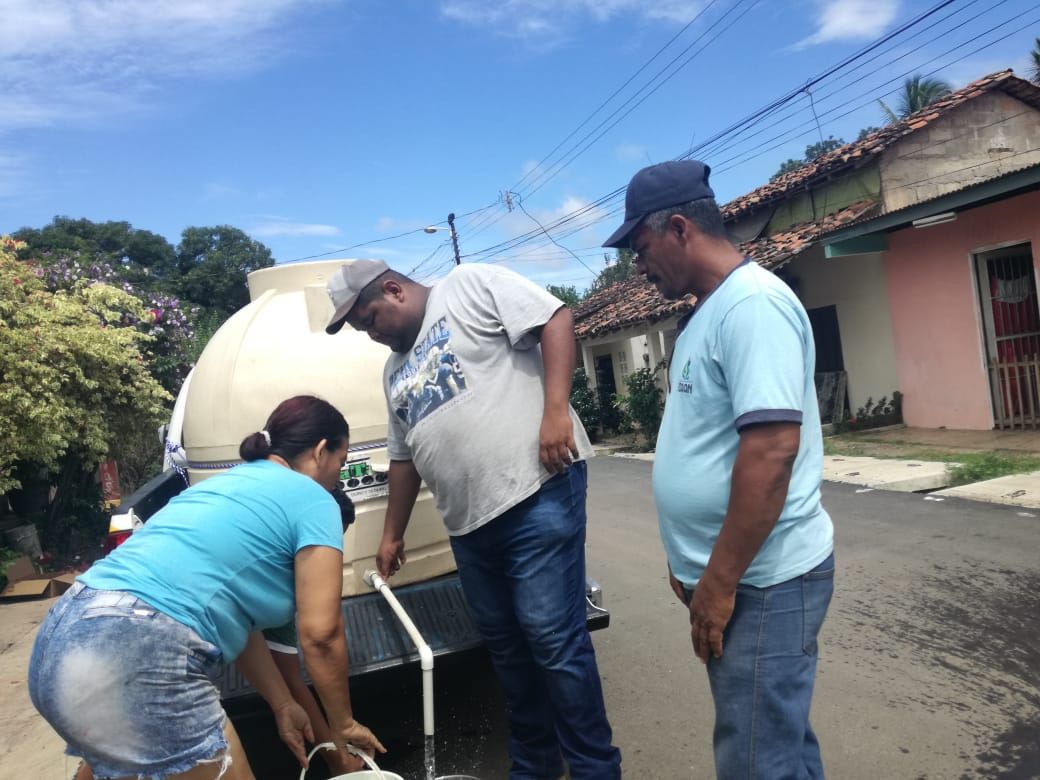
605,451,1040,509
823,455,956,492
935,470,1040,509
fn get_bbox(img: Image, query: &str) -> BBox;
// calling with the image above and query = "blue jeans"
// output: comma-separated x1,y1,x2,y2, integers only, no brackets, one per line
450,462,621,780
28,581,228,779
688,553,835,780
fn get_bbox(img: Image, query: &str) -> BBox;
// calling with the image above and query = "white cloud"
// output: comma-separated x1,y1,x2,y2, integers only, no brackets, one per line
795,0,899,49
0,152,30,199
615,143,650,162
203,181,242,200
0,0,327,132
248,217,341,237
487,193,610,277
441,1,704,43
374,216,429,233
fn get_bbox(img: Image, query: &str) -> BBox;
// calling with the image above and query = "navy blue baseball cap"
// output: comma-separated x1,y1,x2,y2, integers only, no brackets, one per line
602,160,714,249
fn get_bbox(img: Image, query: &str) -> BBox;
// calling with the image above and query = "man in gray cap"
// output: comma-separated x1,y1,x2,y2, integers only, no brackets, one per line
605,160,834,779
326,260,620,780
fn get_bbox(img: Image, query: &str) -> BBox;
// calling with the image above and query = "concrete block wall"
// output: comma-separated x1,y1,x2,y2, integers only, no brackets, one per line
880,93,1040,212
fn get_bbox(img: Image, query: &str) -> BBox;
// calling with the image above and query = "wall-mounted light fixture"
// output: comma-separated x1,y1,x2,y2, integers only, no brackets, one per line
911,211,957,228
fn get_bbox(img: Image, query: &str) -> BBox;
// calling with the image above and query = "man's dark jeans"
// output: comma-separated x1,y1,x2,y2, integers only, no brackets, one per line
450,462,621,780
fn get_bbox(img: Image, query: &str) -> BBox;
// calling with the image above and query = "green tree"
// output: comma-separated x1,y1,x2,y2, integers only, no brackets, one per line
1030,37,1040,85
878,75,952,122
174,226,274,316
771,158,805,181
0,237,171,550
857,125,882,141
547,284,582,307
587,249,636,296
771,136,847,181
14,216,177,290
805,136,845,160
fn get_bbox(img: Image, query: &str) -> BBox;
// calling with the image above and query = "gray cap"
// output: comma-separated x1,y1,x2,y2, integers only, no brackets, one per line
602,160,714,249
325,259,389,334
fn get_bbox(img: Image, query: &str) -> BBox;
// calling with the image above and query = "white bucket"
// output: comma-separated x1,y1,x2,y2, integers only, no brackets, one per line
300,743,480,780
301,744,404,780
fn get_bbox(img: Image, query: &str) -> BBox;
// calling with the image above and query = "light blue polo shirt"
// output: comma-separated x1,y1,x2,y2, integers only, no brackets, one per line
653,261,833,588
81,460,343,660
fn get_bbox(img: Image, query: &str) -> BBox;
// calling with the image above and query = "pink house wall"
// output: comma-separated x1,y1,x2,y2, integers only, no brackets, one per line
885,189,1040,429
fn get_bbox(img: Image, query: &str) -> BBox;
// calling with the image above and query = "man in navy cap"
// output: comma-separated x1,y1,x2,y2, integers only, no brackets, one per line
605,160,834,779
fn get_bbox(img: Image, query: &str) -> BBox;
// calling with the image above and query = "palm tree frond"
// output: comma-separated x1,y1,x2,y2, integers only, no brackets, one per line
1030,37,1040,85
877,98,899,125
898,75,953,118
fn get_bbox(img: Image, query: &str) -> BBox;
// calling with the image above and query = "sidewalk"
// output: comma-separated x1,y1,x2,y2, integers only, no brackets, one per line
832,425,1040,454
594,428,1040,509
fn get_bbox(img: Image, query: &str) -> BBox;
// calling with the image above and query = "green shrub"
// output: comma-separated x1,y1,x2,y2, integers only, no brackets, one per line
616,364,664,449
837,390,903,433
570,368,601,441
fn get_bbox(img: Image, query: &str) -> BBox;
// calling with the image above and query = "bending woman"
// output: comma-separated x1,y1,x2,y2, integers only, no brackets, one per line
28,395,384,779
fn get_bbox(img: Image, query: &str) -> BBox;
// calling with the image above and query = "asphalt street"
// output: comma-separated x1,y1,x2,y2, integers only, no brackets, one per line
238,456,1040,779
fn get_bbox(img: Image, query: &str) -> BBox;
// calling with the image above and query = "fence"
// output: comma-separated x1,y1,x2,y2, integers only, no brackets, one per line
989,356,1040,429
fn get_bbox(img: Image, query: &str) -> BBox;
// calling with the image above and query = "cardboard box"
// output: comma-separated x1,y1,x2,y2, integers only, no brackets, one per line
0,556,77,601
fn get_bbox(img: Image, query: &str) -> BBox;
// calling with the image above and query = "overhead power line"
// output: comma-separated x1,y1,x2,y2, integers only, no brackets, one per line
456,0,725,240
282,200,499,264
459,0,1019,264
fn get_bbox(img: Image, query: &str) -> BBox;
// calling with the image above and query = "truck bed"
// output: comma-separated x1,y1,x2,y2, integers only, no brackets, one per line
218,574,609,699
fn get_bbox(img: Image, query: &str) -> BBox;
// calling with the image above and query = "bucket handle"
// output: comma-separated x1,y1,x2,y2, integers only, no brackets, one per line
299,742,387,780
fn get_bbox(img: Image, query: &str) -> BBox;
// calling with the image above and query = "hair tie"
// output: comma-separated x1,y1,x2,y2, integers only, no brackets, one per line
260,430,271,447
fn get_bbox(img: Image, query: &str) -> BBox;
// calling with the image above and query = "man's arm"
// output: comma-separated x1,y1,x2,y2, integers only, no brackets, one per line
538,306,579,474
376,458,422,577
689,422,800,663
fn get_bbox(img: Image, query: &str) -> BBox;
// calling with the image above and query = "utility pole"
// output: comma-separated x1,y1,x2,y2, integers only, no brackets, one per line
447,212,461,265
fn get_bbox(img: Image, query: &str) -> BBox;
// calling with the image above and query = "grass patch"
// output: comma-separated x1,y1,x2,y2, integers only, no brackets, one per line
947,452,1040,486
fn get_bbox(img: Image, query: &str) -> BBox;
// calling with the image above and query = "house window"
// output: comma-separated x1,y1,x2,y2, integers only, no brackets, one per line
617,350,629,377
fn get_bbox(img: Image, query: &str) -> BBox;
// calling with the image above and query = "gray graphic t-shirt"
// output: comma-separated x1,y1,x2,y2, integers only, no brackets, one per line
384,264,593,535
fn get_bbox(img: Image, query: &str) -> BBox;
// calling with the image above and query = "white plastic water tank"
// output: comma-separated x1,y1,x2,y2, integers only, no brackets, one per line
180,259,455,595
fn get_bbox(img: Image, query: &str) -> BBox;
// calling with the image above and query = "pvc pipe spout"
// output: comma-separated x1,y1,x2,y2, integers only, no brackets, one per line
363,570,436,742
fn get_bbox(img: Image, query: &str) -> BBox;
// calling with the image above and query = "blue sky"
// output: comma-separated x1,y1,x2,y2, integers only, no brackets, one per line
2,0,1037,291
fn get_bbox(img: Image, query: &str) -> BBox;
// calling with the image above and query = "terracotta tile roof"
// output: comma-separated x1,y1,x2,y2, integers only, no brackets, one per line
574,200,878,340
720,71,1040,222
573,275,692,340
818,160,1040,237
743,200,879,270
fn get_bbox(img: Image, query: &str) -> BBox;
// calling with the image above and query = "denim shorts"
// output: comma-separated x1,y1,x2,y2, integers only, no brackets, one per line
28,581,228,779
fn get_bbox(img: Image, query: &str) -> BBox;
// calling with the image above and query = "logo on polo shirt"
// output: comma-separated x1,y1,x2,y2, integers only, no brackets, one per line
677,358,693,394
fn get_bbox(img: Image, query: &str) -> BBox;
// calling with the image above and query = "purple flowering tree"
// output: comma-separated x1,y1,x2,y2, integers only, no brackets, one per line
34,252,199,393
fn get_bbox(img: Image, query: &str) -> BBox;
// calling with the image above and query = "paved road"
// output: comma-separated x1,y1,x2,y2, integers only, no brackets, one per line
238,456,1040,779
6,456,1036,779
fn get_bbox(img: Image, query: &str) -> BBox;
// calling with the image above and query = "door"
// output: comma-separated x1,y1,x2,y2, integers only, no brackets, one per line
594,354,621,431
808,305,847,424
807,305,845,373
975,244,1039,428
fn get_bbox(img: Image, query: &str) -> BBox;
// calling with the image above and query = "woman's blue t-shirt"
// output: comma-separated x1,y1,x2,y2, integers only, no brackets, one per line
81,460,343,660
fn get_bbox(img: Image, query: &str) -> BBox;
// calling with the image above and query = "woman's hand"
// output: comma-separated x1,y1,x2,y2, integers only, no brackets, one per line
273,700,315,767
336,716,387,756
322,744,366,775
